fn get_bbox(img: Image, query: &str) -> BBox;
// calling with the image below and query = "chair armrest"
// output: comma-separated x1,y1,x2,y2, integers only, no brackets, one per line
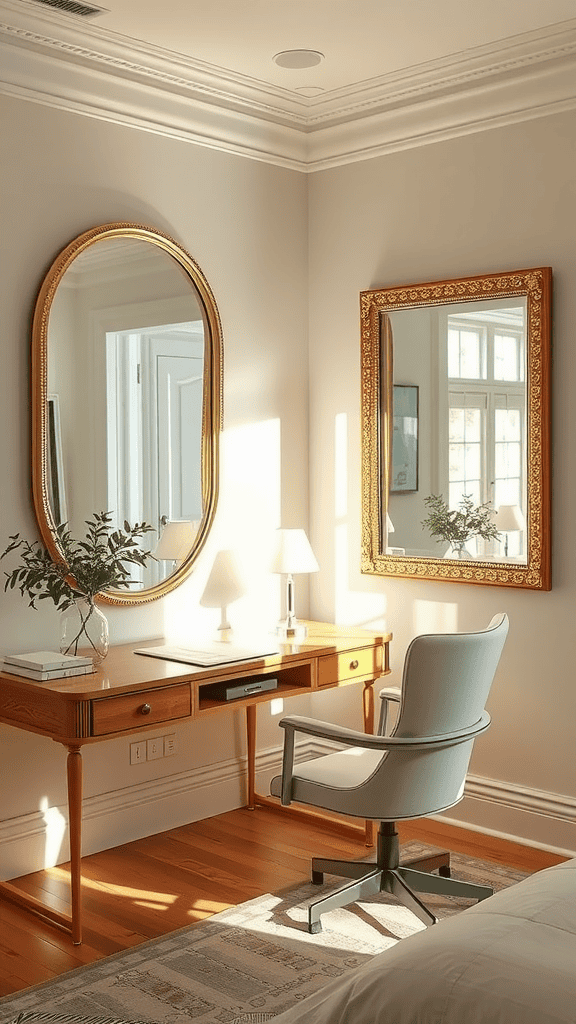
277,712,490,805
276,712,485,806
279,712,490,750
276,708,485,802
378,685,401,735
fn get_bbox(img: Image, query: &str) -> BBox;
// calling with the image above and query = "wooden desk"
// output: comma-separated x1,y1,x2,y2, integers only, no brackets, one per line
0,621,390,944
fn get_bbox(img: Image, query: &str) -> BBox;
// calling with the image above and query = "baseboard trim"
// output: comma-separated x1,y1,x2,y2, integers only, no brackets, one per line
465,773,576,824
430,812,575,861
1,741,574,878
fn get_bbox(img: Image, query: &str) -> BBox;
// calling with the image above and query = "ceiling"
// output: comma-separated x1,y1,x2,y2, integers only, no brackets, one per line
31,0,576,95
2,0,576,168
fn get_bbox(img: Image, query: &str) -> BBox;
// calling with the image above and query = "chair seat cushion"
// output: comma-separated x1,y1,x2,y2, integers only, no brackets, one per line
271,748,385,815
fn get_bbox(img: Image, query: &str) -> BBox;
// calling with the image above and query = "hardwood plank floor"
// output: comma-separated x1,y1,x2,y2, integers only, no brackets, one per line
0,806,566,997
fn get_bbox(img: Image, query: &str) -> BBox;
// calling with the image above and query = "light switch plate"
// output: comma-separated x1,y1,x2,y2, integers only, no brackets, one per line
130,740,146,765
147,736,163,761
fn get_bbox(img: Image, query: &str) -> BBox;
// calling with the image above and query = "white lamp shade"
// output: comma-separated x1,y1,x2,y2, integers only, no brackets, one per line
200,549,246,608
153,520,198,561
270,529,319,575
494,504,526,532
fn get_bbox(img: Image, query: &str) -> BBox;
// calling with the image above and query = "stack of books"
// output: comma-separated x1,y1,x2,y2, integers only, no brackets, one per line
2,650,95,681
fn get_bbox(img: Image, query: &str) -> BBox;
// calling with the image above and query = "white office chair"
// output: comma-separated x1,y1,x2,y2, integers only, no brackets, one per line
270,613,509,933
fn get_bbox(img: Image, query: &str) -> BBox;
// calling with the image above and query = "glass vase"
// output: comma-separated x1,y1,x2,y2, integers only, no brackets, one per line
444,542,472,560
60,597,109,665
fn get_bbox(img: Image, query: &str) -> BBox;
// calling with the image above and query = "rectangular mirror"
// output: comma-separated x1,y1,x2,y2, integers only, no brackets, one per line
361,268,552,590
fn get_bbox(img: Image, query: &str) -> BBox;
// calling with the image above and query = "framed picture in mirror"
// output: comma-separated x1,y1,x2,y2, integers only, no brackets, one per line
391,385,419,493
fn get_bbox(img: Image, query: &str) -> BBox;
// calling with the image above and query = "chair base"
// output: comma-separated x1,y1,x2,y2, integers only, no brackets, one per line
307,822,493,934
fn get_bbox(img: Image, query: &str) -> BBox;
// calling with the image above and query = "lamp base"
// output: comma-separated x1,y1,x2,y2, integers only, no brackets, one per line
275,619,308,642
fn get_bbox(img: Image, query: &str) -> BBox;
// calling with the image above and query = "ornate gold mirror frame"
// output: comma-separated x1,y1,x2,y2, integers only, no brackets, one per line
361,267,551,590
31,223,223,605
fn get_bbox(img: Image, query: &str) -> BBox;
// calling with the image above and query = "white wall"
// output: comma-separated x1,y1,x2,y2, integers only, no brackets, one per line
1,92,575,879
0,95,312,876
307,109,576,855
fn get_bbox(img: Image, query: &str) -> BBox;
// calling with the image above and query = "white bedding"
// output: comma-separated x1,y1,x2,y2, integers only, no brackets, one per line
271,858,576,1024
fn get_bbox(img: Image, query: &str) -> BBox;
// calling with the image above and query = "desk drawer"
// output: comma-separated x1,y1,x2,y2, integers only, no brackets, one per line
91,684,191,735
318,647,382,688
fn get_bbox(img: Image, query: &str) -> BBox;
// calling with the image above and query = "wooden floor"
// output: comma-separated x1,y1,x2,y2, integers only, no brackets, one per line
0,805,566,997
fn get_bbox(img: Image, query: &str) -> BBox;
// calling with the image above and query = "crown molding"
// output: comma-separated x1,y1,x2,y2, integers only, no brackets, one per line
1,0,576,170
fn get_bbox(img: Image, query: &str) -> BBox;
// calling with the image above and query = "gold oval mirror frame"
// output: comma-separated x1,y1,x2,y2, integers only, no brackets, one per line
361,267,552,590
31,223,223,605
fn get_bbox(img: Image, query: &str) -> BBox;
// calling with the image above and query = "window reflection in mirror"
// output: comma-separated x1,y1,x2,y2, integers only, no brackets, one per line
385,298,527,563
361,267,551,590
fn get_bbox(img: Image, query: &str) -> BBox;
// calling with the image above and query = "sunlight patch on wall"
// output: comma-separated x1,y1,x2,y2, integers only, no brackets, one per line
165,417,283,640
334,413,388,628
413,600,459,636
40,797,66,869
335,412,348,518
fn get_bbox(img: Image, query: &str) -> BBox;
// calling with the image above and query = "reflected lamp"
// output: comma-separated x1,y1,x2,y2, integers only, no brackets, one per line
153,520,198,566
271,529,319,642
494,504,526,557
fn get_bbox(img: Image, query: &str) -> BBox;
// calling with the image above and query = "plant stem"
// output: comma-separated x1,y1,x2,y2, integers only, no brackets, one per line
62,599,98,656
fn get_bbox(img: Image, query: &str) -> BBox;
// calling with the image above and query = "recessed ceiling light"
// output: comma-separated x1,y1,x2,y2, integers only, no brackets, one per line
273,49,325,70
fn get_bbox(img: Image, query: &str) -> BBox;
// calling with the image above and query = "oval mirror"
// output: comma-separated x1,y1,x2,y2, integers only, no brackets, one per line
361,267,551,590
31,223,223,604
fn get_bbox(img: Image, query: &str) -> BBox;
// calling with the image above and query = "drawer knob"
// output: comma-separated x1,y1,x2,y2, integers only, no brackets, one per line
350,659,359,670
140,703,152,715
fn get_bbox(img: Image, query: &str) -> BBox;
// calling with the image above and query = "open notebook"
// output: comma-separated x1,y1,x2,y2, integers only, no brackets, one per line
134,642,280,667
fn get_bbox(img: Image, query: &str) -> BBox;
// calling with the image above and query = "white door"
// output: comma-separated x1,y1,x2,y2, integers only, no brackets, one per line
106,322,204,585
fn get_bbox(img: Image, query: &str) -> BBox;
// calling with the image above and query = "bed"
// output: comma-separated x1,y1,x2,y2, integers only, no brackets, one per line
271,857,576,1024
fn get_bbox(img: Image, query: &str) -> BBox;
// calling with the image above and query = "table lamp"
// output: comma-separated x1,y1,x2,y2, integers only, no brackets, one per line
494,504,526,556
153,520,198,566
200,549,246,642
270,528,319,642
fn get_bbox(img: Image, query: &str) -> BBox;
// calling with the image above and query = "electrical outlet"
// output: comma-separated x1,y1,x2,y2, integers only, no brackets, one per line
130,740,146,765
164,733,177,757
147,736,163,761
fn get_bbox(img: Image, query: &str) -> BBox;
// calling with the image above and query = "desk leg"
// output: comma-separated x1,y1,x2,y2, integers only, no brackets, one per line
246,704,256,810
363,683,376,848
67,745,83,945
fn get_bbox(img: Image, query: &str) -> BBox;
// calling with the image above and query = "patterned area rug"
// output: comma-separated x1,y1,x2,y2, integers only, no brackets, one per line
0,843,529,1024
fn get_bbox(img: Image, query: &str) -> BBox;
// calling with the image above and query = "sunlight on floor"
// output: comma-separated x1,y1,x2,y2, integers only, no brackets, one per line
49,864,231,916
50,866,178,905
226,892,422,950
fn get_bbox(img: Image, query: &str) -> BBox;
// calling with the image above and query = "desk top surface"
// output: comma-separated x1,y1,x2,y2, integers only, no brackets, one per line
0,621,391,700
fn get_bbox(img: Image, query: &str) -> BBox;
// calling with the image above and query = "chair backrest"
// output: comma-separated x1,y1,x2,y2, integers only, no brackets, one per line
394,612,509,740
360,613,509,820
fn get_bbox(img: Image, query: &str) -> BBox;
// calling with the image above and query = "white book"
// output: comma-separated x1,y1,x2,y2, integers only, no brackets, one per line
3,662,95,681
4,650,94,671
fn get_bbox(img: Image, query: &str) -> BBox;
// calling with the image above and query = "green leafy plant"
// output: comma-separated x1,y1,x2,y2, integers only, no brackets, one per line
422,493,500,549
1,511,154,611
